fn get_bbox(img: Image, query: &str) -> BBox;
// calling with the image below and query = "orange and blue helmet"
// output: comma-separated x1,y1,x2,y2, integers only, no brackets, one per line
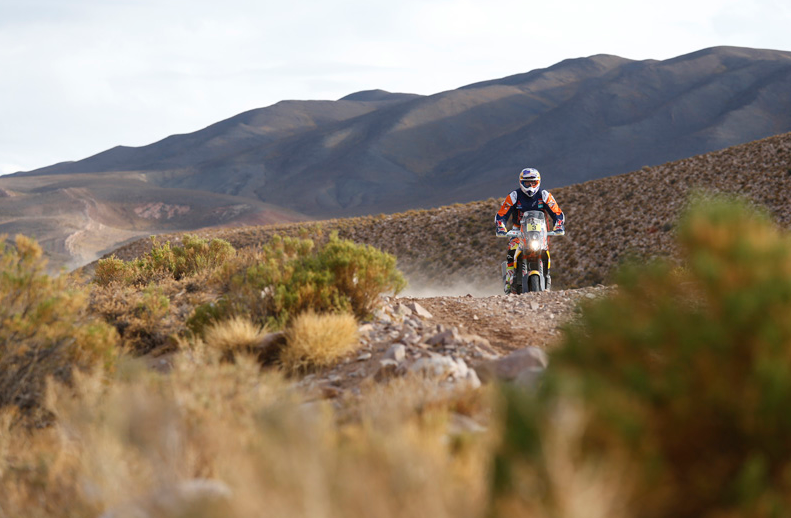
519,168,541,196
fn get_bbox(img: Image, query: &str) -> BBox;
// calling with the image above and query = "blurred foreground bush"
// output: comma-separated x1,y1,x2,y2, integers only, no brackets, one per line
0,235,117,423
189,232,406,333
493,195,791,518
0,346,488,518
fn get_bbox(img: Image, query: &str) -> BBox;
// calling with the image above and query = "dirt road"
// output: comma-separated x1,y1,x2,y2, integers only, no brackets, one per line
400,285,612,353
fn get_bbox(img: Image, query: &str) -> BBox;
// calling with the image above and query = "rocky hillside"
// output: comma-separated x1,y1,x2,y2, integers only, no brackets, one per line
98,131,791,293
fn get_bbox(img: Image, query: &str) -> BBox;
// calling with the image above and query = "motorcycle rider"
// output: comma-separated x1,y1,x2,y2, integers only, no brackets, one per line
495,167,565,293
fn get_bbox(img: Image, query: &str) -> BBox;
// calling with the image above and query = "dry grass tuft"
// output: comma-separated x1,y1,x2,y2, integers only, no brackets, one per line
203,317,270,360
281,311,360,373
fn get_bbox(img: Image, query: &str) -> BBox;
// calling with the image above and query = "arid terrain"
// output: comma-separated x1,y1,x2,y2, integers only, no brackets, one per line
4,127,791,518
92,130,791,397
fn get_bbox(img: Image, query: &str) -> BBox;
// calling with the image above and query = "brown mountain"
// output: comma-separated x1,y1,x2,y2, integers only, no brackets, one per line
4,46,791,269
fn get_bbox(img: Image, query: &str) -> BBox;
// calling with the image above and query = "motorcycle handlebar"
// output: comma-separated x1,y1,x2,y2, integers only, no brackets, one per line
497,229,565,237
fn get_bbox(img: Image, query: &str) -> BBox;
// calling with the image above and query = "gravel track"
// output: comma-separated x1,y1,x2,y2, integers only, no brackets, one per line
400,285,613,353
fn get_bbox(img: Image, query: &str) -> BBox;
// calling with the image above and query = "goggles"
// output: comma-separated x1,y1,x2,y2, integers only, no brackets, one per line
521,180,539,189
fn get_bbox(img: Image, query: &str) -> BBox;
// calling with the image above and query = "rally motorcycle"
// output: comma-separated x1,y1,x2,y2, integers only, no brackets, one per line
498,210,565,294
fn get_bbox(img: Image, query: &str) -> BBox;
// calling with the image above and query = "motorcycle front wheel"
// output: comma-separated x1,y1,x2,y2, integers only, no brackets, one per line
523,258,544,293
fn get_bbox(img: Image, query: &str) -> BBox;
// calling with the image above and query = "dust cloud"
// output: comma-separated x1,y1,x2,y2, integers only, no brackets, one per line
398,279,502,298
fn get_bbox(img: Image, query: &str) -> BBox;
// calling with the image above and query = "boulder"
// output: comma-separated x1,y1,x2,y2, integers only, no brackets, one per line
473,346,548,384
385,343,407,362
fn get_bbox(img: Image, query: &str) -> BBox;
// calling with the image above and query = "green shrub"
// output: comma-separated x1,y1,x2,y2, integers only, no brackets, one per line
0,235,118,423
189,233,406,333
94,235,235,285
94,255,126,285
492,195,791,518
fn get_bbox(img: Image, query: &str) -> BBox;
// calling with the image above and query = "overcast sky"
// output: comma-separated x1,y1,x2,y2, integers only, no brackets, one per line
1,0,790,175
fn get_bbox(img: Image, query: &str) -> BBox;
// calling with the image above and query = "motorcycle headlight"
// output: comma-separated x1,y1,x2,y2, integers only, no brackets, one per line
529,239,540,251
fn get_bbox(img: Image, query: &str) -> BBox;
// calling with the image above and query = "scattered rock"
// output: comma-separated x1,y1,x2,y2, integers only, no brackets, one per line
385,343,407,362
406,301,433,319
373,309,392,324
474,346,548,384
392,303,412,319
410,356,459,379
358,323,375,336
426,328,459,347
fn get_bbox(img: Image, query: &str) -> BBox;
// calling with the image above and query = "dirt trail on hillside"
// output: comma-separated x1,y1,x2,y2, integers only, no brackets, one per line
400,285,612,353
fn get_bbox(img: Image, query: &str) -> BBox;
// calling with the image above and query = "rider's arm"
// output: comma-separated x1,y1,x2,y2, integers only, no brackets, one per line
542,190,565,229
495,191,518,232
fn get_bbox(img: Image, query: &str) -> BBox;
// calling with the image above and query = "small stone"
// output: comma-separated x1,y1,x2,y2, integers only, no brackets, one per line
586,293,597,299
385,343,407,362
473,315,479,320
356,352,372,361
426,329,458,347
410,356,458,379
358,323,375,336
392,303,412,319
373,309,392,323
406,302,433,319
530,301,539,311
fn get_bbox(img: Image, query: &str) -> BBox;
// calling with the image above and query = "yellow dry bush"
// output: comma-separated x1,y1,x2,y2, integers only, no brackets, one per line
203,316,269,360
281,311,360,373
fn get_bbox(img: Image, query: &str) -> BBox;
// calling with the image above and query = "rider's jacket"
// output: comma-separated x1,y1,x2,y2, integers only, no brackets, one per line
495,189,564,230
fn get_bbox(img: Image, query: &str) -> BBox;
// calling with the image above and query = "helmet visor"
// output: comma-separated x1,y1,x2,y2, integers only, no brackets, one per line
521,179,539,190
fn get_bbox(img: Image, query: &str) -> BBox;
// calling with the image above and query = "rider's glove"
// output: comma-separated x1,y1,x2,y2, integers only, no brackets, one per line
553,222,565,234
496,221,507,236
